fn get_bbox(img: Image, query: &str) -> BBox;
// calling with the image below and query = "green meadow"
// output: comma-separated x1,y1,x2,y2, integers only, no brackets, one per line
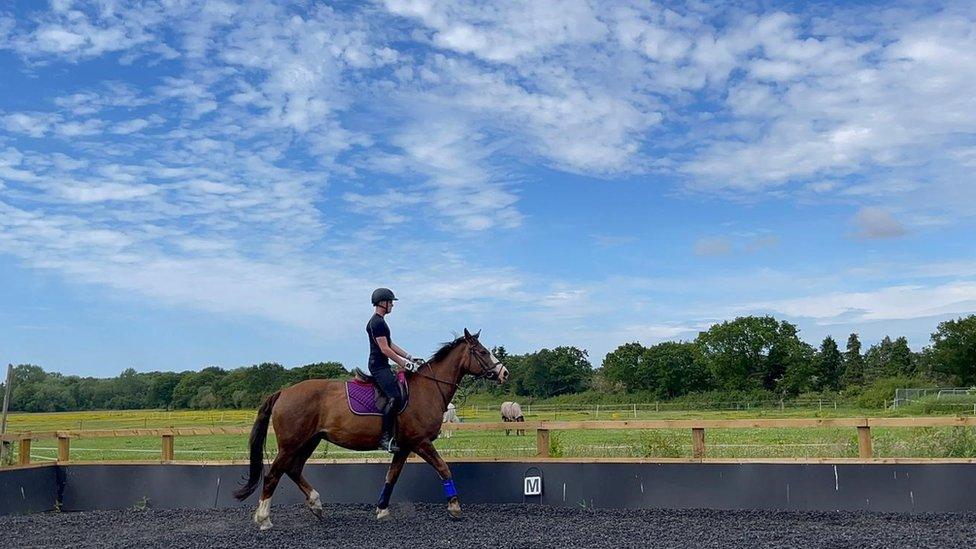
5,404,976,463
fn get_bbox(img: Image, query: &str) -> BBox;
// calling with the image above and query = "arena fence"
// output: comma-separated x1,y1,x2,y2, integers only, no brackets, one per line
3,416,976,466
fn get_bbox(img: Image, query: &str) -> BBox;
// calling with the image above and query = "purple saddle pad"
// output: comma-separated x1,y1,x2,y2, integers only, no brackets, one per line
346,379,409,416
346,381,382,416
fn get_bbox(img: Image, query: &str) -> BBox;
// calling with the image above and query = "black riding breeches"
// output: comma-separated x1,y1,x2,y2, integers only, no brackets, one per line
369,365,402,437
369,365,403,408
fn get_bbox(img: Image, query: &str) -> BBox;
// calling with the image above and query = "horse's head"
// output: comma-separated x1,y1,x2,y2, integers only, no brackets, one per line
460,328,508,383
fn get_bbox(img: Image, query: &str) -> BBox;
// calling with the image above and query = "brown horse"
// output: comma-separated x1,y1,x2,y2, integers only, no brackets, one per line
233,329,507,530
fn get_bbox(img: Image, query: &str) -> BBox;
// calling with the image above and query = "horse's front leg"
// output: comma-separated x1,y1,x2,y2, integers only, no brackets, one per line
376,448,410,520
413,440,461,519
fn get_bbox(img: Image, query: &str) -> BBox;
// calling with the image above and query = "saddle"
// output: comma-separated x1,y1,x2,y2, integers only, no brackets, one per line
346,368,409,416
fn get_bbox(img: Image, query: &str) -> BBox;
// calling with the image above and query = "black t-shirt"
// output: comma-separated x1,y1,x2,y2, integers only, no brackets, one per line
366,313,392,372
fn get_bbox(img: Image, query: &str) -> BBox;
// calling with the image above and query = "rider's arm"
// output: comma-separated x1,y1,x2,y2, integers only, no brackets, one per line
389,341,413,361
374,336,408,370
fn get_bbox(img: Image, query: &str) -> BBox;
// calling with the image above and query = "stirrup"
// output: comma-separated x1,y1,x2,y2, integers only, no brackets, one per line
378,435,399,454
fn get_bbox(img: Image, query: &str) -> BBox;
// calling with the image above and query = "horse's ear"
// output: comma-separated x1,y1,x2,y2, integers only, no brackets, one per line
474,329,481,339
463,328,472,339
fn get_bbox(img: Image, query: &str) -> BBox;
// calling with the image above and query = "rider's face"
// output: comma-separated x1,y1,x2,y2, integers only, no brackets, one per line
385,300,394,312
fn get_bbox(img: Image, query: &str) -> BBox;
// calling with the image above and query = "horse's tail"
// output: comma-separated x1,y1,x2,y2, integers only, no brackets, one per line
233,390,281,501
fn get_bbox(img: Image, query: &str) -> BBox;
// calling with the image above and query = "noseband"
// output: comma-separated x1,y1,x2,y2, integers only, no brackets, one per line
468,347,501,380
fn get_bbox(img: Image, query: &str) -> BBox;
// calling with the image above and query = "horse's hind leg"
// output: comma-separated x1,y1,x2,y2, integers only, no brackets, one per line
253,454,289,530
286,436,325,520
376,447,410,520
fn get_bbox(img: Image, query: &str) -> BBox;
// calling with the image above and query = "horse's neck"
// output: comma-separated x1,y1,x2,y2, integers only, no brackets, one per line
418,345,465,408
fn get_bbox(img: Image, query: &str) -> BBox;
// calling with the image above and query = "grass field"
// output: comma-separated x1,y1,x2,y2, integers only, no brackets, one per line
4,405,976,463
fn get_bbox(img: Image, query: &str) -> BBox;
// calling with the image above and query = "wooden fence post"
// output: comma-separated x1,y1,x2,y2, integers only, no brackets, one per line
57,435,70,462
692,428,706,459
536,429,550,457
162,433,175,462
18,437,31,465
857,426,872,459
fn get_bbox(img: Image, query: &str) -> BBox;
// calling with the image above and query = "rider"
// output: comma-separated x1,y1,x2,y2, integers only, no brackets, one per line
367,288,418,453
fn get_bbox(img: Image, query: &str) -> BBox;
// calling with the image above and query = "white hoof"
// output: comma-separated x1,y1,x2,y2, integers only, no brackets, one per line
376,507,390,521
307,489,324,518
448,498,462,520
253,498,273,530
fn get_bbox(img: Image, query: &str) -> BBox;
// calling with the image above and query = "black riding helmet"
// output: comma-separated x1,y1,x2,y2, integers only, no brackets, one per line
371,288,398,305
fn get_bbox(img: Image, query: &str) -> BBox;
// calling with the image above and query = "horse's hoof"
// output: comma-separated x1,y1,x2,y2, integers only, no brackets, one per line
306,490,325,521
376,507,391,521
256,518,273,531
447,500,462,520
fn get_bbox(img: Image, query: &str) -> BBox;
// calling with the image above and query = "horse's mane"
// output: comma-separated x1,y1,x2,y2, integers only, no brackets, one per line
430,336,466,363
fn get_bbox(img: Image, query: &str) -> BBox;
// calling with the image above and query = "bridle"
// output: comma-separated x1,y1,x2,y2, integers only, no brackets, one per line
412,341,502,410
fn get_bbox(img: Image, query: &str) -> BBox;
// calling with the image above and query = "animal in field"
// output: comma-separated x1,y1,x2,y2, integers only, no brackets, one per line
234,329,507,530
501,400,525,436
442,402,461,438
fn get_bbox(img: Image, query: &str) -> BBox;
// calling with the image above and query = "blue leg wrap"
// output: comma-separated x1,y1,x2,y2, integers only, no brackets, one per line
377,483,394,509
442,479,458,499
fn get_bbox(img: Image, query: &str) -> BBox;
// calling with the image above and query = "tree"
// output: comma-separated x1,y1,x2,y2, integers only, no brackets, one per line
146,372,183,409
769,322,816,395
109,368,148,409
642,341,711,398
814,336,843,391
10,364,49,411
290,362,347,383
864,337,892,381
601,342,645,392
841,333,864,387
890,337,916,376
171,367,227,409
929,315,976,385
513,347,592,398
696,316,812,392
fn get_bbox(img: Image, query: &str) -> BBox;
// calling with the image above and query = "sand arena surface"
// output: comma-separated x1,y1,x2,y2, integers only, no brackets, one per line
3,502,974,548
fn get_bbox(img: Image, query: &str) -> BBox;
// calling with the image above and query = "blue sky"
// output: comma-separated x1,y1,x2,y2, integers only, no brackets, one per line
1,1,975,377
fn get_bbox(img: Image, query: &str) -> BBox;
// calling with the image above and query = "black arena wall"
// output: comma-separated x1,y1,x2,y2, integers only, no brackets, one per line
0,465,60,515
2,462,976,515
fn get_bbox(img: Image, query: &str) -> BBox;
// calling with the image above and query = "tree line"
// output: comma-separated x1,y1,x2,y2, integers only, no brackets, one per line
598,314,976,399
3,314,975,412
3,362,346,413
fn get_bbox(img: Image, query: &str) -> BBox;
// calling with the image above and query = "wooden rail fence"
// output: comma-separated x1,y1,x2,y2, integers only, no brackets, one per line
2,417,975,466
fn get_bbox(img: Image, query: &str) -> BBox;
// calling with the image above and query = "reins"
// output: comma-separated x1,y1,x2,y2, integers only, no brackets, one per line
411,344,498,411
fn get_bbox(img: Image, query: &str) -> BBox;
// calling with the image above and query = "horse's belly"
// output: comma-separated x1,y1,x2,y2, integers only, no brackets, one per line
321,426,381,453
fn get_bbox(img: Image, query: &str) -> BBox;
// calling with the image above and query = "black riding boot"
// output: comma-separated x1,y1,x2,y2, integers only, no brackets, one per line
378,400,399,454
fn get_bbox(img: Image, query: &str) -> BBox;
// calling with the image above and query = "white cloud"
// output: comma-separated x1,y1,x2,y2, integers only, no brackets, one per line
2,112,60,137
851,207,907,239
343,189,427,224
32,26,86,52
679,6,976,223
53,180,159,203
54,119,105,137
744,282,976,325
381,119,523,230
693,236,733,257
1,1,975,370
384,0,607,63
4,3,161,61
110,118,151,135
